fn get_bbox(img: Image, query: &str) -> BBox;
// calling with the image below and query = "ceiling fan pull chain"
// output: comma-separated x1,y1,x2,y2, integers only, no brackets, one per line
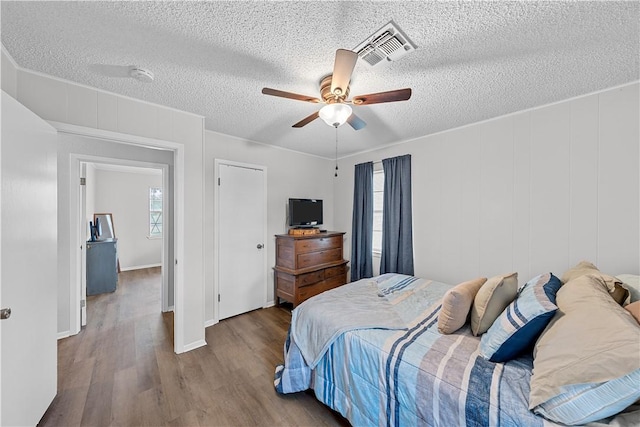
335,127,339,177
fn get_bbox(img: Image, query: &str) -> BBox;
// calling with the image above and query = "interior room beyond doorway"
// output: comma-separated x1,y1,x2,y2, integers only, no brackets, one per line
81,162,169,328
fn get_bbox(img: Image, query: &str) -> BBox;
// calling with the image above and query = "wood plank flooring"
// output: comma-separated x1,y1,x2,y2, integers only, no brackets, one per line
39,267,347,426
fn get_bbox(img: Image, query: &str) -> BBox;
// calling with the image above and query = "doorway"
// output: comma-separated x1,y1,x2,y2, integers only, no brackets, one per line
54,122,187,353
80,162,168,327
215,160,267,320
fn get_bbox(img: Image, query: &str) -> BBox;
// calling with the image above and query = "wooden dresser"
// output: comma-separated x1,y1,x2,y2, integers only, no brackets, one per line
274,231,348,306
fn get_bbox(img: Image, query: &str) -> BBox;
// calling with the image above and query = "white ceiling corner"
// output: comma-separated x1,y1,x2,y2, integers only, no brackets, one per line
1,1,638,159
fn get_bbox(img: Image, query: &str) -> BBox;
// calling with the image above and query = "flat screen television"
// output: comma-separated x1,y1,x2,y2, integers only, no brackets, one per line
289,198,323,227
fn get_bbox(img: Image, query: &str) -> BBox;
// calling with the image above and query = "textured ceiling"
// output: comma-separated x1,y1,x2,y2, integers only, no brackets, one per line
2,1,638,158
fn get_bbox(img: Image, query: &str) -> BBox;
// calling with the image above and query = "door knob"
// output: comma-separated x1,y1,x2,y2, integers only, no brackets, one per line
257,244,264,249
1,308,11,320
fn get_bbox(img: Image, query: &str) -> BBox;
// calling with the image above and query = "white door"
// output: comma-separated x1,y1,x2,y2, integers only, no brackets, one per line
0,92,58,425
217,162,266,320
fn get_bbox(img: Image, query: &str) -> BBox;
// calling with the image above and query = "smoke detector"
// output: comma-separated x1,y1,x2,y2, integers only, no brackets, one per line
353,20,417,67
128,66,154,83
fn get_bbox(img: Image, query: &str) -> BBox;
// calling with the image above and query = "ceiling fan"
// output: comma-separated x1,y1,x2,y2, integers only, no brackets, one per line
262,49,412,130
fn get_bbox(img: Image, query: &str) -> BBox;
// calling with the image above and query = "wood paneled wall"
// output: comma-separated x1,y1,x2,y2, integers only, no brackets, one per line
335,83,639,284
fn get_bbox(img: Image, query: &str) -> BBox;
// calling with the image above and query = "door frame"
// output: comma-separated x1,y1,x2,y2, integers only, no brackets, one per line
80,162,87,327
213,159,268,324
49,122,187,354
76,157,170,313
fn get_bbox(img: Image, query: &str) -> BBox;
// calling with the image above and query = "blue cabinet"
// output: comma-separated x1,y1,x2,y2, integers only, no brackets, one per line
86,239,118,295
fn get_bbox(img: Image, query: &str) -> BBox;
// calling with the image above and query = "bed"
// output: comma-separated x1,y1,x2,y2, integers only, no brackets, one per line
275,272,640,427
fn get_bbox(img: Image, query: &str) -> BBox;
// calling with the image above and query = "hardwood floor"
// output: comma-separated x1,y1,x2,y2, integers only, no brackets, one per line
39,267,347,426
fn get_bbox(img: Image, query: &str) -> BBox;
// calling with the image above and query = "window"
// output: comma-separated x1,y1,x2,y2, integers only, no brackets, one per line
149,187,162,238
372,169,384,254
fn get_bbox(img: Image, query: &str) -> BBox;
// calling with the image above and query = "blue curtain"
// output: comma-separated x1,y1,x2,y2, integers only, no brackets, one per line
380,154,414,275
350,161,374,281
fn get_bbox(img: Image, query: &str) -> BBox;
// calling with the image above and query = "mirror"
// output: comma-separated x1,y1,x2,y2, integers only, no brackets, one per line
94,213,115,239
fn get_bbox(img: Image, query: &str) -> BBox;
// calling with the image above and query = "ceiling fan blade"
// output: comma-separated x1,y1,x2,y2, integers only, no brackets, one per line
262,88,321,103
292,111,320,128
347,113,366,131
331,49,358,97
352,88,412,105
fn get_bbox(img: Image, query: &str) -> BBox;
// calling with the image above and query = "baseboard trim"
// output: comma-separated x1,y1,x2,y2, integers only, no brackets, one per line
263,300,275,308
57,331,71,340
120,263,162,272
204,319,217,328
180,339,207,353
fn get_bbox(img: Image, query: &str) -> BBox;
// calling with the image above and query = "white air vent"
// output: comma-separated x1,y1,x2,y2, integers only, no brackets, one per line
354,20,416,67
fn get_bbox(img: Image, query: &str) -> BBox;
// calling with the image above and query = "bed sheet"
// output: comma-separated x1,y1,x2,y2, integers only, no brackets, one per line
307,274,556,427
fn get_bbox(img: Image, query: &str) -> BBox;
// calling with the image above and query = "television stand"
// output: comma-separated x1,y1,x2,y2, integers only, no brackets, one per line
274,231,349,306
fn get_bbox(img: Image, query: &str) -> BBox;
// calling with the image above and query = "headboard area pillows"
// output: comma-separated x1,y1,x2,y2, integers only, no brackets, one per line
470,273,518,336
437,277,487,334
561,261,629,305
560,260,599,283
479,273,561,362
529,274,640,425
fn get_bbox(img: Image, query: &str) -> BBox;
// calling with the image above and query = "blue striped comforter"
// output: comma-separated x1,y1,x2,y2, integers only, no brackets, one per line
276,274,559,426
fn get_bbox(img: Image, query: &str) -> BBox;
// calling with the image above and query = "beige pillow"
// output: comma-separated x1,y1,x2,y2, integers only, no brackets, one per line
560,260,599,283
588,273,629,305
561,262,629,305
625,301,640,324
529,274,640,409
438,277,487,334
470,273,518,336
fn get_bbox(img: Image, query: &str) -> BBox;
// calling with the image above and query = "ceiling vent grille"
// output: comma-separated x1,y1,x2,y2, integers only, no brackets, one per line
354,20,416,67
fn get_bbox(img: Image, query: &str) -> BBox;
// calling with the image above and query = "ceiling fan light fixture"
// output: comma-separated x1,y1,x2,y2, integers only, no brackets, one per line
319,104,352,128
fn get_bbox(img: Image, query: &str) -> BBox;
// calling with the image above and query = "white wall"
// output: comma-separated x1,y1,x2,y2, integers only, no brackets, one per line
335,83,640,285
93,168,163,270
2,49,206,352
204,131,335,323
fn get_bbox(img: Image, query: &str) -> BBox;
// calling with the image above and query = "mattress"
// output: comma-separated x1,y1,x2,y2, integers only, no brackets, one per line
278,274,556,426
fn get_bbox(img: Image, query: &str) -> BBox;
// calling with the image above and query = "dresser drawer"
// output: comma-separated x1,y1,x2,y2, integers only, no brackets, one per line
297,248,342,269
324,264,347,279
297,270,324,287
295,235,342,254
297,275,346,303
